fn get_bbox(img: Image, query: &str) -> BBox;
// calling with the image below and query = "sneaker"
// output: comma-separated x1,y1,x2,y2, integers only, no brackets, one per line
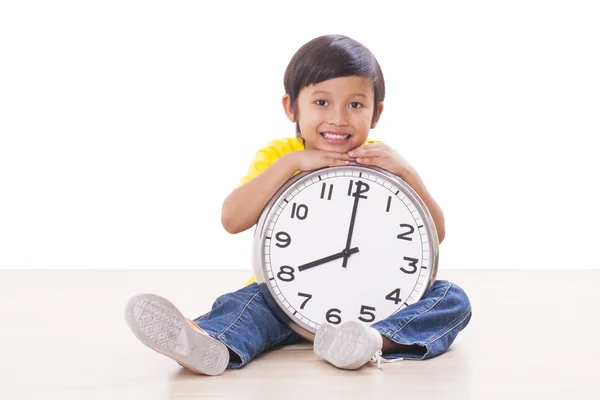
313,320,383,370
125,293,229,375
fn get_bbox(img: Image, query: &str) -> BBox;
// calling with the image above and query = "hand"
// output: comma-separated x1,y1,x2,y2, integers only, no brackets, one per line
291,150,353,171
348,142,414,179
298,247,359,272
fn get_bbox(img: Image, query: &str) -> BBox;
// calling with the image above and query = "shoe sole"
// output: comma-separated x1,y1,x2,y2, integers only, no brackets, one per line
125,293,229,375
314,320,370,369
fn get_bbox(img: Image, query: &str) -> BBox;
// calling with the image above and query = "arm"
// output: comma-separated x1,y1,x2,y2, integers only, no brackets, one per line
221,152,299,234
222,147,353,234
348,143,446,244
400,167,446,244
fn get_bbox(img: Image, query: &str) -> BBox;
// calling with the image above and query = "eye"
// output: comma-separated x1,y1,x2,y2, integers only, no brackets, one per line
315,100,328,106
349,102,363,109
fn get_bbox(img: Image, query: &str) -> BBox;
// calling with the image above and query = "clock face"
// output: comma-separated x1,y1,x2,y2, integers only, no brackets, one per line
255,166,438,334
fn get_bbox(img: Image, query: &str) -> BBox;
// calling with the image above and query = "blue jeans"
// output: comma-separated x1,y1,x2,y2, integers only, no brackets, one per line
193,280,472,369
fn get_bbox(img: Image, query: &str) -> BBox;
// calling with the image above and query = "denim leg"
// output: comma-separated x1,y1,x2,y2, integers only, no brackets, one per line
192,283,302,369
371,280,472,360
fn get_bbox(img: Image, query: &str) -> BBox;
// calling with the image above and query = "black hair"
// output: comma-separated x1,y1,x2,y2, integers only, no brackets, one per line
283,34,385,143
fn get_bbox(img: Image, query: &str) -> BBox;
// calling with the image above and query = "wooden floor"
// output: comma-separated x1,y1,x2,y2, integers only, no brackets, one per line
0,269,598,399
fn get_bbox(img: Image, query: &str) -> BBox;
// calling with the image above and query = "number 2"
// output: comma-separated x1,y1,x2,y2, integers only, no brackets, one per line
397,224,414,241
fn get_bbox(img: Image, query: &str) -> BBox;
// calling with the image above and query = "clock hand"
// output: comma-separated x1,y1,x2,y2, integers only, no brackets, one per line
298,247,359,272
342,181,367,268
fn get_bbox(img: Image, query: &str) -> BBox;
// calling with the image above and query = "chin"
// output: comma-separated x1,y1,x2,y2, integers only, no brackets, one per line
321,144,352,153
317,137,357,153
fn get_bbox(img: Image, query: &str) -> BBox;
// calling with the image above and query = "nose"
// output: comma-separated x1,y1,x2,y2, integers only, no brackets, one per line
327,104,349,126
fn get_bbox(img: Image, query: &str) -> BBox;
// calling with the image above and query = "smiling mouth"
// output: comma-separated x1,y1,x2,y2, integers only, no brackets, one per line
321,132,351,141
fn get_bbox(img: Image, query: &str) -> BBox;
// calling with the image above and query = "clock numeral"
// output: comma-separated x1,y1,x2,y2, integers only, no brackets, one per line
298,292,312,309
275,231,291,248
385,288,402,305
358,305,376,322
277,265,296,282
290,203,308,220
386,196,392,212
326,308,342,325
401,257,419,274
320,183,334,200
347,180,370,199
397,224,415,241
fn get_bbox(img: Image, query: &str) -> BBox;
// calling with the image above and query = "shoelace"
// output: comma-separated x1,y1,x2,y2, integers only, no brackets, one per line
371,350,405,369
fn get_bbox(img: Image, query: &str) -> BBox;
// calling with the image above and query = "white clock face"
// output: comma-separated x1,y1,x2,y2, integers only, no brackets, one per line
258,166,437,333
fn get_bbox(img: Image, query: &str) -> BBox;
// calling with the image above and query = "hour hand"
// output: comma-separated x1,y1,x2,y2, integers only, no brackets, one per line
297,247,359,272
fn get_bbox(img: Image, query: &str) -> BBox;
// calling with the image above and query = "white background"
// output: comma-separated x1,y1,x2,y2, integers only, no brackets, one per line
1,1,598,270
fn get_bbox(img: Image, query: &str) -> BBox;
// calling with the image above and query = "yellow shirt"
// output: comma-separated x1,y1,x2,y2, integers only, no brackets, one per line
238,137,306,187
240,137,379,286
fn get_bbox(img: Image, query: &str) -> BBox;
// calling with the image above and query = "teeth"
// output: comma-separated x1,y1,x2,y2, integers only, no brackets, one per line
323,133,350,140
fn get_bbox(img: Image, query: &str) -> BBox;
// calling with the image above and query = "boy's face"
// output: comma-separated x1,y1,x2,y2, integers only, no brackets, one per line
283,76,384,152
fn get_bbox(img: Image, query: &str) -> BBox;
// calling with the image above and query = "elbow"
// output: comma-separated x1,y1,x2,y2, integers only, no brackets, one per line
221,213,237,234
221,205,240,234
436,210,445,244
221,196,245,234
437,217,445,244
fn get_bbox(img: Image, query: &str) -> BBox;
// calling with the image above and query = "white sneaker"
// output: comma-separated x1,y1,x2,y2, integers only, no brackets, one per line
314,320,384,370
125,293,229,375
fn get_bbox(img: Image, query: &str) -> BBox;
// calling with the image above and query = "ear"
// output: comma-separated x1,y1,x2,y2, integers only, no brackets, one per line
371,102,384,128
282,94,296,122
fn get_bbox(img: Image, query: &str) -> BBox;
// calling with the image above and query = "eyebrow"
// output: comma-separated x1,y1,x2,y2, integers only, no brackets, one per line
311,90,368,99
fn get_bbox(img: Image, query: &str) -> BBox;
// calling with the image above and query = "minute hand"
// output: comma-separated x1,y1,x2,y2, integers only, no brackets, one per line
342,193,360,268
298,247,359,272
342,178,371,268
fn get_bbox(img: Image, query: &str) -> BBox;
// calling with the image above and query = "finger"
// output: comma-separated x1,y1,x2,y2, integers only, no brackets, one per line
355,156,376,165
324,151,354,160
348,146,383,158
328,158,351,166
